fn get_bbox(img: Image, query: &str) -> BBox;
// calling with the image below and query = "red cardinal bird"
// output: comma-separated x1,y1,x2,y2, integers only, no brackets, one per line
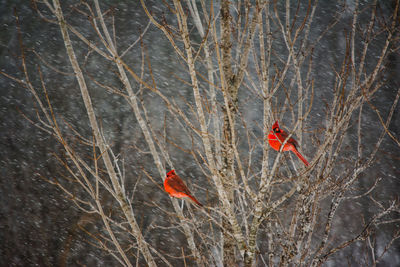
268,121,309,167
164,170,203,207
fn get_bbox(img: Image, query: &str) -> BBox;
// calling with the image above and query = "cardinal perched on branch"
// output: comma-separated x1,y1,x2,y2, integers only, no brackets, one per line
164,170,203,207
268,121,310,167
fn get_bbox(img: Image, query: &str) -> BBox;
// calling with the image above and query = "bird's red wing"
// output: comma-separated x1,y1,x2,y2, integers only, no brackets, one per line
277,129,300,148
277,130,287,142
166,176,203,206
288,136,298,148
166,175,192,196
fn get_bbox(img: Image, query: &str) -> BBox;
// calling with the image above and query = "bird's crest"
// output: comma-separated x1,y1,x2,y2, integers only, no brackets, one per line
166,169,175,177
272,120,280,133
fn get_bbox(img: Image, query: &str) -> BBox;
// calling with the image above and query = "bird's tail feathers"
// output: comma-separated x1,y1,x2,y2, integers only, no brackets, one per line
186,195,203,207
292,149,310,167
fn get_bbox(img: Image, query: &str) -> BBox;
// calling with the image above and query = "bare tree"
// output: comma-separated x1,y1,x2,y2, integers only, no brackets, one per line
3,0,400,266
